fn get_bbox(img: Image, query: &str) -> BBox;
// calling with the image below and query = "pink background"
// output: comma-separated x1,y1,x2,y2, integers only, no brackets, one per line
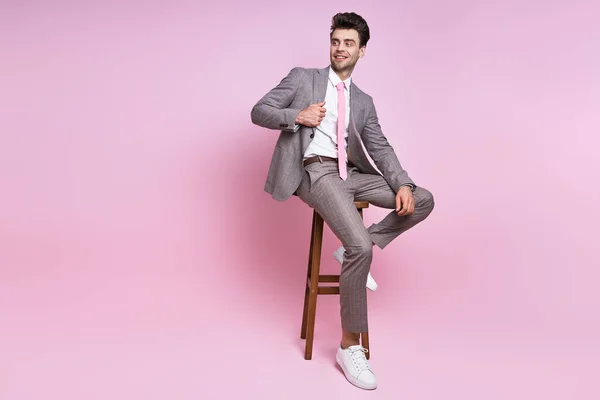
1,1,598,399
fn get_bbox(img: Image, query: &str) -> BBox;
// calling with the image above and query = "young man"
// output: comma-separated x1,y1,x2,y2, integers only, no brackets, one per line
251,12,434,390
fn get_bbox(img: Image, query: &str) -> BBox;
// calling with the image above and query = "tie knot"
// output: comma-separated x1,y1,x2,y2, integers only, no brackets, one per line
336,82,345,91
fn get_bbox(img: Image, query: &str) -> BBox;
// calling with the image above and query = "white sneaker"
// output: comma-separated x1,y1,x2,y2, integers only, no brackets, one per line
336,345,377,390
333,246,378,291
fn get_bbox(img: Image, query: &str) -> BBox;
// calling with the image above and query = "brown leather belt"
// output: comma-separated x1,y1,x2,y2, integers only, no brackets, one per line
303,156,338,167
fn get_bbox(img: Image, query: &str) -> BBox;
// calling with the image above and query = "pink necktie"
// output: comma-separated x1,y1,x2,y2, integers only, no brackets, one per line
336,82,347,180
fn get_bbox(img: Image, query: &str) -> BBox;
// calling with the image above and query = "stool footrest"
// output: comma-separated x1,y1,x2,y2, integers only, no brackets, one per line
319,275,340,283
317,287,340,295
306,276,341,295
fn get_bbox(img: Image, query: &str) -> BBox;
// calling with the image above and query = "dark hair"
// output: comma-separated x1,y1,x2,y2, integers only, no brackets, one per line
330,12,370,47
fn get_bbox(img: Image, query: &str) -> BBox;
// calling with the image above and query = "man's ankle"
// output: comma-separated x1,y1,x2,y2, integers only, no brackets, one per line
340,332,361,349
340,341,360,349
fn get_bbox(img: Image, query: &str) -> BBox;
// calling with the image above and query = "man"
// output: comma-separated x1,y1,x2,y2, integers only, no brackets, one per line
251,12,434,390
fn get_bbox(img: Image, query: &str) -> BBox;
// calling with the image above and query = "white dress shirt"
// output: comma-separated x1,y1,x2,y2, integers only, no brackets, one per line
303,68,351,159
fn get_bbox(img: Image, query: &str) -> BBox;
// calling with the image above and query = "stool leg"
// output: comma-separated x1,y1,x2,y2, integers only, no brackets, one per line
300,286,310,339
305,211,324,360
361,332,370,359
301,212,317,339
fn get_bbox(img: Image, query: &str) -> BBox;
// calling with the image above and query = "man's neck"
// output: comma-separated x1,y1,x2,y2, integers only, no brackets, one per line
331,66,353,82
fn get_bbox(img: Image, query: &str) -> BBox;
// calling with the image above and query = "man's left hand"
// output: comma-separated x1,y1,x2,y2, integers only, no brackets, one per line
395,186,415,216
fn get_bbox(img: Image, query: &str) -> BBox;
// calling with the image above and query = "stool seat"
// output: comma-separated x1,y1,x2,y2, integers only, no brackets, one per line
353,200,369,209
300,201,371,360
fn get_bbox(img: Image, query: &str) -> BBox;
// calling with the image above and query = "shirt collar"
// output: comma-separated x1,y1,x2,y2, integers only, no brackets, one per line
328,67,352,89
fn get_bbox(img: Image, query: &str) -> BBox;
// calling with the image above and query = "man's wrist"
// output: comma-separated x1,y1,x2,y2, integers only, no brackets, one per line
398,184,416,192
294,110,303,125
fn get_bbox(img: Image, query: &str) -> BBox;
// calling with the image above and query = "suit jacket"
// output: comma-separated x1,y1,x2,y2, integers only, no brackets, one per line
251,66,414,201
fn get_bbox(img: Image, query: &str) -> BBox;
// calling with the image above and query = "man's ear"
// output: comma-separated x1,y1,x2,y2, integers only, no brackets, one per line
359,46,366,58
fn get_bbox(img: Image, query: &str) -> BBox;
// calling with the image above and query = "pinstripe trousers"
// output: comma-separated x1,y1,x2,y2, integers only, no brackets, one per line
296,160,435,333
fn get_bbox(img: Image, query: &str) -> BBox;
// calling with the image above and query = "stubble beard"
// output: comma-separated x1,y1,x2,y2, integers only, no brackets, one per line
331,55,358,74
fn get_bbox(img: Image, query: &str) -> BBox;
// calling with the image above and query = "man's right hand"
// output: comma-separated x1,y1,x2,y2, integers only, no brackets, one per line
295,102,326,127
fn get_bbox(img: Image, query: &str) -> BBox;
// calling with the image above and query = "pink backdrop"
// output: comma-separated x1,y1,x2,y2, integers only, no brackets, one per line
1,1,598,399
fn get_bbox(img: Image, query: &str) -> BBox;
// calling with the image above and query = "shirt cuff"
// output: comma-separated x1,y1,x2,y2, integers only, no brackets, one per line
399,183,417,192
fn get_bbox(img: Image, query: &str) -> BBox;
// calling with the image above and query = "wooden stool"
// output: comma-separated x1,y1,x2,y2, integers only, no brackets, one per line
300,201,371,360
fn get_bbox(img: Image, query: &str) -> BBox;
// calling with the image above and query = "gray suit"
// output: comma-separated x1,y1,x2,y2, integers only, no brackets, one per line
252,67,434,332
251,66,415,201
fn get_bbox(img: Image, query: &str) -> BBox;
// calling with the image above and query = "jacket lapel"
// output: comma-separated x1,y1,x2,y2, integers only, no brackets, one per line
349,83,364,139
308,67,329,139
313,67,329,103
348,82,380,174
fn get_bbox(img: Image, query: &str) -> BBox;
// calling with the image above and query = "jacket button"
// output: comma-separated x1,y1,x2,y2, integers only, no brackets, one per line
310,133,315,138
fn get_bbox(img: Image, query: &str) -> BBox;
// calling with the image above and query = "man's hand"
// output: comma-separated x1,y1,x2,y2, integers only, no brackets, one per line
295,101,326,127
395,186,415,216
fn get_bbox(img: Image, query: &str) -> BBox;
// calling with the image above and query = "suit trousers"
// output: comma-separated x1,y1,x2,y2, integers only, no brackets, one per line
296,160,435,333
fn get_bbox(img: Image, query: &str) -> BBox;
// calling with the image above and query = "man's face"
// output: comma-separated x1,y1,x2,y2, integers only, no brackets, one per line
330,29,365,74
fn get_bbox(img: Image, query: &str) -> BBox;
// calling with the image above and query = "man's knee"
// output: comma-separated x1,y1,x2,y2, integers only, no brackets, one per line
416,187,435,214
348,237,373,264
341,237,373,286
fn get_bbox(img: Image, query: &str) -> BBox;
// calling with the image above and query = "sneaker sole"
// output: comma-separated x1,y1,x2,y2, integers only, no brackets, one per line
336,353,377,390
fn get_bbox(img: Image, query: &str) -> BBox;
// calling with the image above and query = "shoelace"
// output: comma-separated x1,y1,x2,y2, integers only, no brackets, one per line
349,347,371,371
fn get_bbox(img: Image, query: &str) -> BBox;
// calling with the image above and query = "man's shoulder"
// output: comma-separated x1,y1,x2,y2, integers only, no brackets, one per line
288,66,323,75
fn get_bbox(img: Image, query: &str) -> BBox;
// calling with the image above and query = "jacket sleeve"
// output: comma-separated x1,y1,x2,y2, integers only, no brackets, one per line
251,67,304,132
361,99,415,192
